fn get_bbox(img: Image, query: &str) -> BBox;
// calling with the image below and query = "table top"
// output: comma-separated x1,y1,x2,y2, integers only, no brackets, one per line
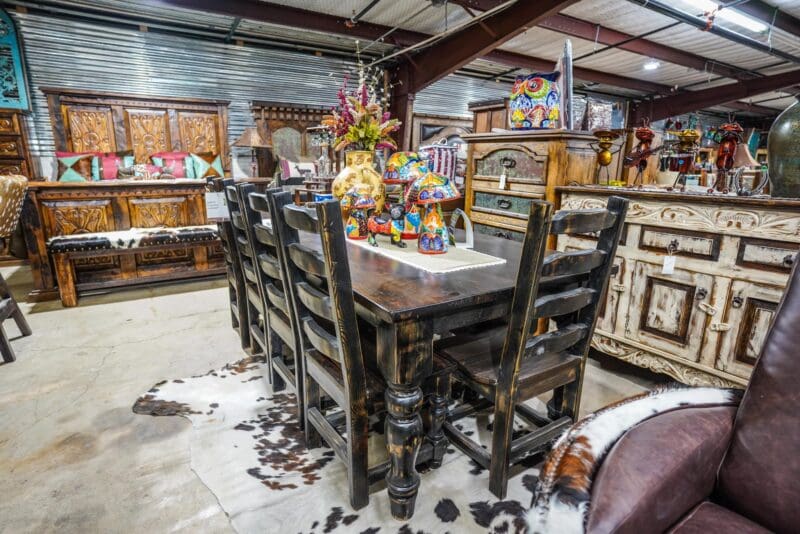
344,231,523,324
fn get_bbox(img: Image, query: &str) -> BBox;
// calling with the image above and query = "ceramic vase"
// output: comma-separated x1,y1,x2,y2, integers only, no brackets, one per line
509,72,560,130
332,150,386,215
768,97,800,198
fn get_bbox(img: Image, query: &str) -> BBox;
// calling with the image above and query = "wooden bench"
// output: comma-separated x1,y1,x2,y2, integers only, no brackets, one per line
48,225,220,307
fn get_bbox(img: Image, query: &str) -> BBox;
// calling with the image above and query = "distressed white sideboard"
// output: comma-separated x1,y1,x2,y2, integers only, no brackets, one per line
557,186,800,388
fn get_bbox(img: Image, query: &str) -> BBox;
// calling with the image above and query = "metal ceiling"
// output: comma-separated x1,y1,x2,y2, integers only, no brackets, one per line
3,0,799,116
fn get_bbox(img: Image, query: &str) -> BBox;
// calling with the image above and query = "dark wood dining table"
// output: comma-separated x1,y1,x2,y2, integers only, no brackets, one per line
343,231,526,520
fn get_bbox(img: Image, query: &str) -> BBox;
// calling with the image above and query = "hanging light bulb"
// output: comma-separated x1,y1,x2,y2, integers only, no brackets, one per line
644,59,661,71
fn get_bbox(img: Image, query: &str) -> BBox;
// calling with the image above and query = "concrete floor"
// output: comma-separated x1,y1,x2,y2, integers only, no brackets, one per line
0,266,660,533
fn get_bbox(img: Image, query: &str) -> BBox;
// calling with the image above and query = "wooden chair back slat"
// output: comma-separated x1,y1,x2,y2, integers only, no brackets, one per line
540,249,606,278
549,209,616,235
254,224,275,246
225,186,238,203
258,253,282,279
265,283,289,316
248,192,270,213
523,323,589,360
231,211,246,231
534,287,597,319
296,281,335,322
302,316,342,360
283,203,322,234
286,242,327,277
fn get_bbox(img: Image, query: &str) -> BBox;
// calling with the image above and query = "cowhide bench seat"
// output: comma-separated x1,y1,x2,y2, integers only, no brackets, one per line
48,225,221,307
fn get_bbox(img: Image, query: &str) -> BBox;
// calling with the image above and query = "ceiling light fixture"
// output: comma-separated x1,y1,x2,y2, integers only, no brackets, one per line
692,0,769,33
644,60,660,70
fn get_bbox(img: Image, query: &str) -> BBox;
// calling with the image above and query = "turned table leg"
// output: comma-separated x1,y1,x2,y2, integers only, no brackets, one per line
377,319,433,520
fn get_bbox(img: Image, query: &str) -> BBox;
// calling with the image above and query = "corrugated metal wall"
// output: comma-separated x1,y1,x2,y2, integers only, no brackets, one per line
11,11,506,175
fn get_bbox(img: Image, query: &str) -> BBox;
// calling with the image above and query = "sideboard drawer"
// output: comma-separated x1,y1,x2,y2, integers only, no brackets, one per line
474,222,524,242
0,136,22,158
638,225,721,261
472,175,546,196
473,191,541,216
0,114,20,135
0,159,28,177
736,238,798,273
474,147,546,183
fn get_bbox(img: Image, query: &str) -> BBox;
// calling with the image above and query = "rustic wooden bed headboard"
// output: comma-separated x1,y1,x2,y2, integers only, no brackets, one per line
41,87,231,170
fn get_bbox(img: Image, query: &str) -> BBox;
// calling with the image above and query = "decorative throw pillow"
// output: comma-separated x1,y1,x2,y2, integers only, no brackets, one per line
151,152,194,179
190,152,224,178
279,158,318,180
57,154,94,182
91,150,134,180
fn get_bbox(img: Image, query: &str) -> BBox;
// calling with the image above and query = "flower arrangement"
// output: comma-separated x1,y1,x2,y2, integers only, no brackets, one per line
322,77,401,152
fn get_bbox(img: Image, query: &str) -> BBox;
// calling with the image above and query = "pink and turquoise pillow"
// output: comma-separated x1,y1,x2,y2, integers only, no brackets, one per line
90,150,134,180
151,152,195,179
56,152,94,182
190,152,224,178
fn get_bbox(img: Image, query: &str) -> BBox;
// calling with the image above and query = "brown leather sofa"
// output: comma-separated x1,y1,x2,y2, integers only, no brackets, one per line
528,263,800,534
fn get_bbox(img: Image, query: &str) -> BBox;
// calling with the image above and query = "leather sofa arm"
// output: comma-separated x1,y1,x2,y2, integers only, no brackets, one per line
527,387,742,534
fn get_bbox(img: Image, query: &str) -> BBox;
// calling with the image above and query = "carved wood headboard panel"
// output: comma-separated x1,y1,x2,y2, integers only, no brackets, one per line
41,88,231,170
251,101,331,176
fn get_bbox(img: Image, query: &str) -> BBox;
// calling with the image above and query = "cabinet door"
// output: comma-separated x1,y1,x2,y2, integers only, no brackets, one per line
41,199,115,238
125,109,171,164
626,261,715,362
716,280,783,379
128,197,189,228
597,255,628,336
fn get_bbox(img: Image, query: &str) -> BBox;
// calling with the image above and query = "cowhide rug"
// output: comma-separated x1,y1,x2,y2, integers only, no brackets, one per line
133,355,542,533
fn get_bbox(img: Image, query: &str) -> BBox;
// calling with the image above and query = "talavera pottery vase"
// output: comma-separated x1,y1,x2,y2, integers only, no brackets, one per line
408,172,461,255
768,96,800,198
332,150,386,216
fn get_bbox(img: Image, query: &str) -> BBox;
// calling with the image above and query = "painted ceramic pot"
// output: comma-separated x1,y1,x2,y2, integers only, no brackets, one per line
383,151,428,239
332,150,386,216
408,172,461,255
509,72,560,130
342,185,375,240
418,141,458,181
768,96,800,198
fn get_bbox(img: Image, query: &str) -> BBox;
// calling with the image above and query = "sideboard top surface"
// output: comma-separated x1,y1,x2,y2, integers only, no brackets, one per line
558,185,800,210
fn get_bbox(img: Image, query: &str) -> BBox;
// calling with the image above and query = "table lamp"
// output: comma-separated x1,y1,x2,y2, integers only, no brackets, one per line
233,127,271,177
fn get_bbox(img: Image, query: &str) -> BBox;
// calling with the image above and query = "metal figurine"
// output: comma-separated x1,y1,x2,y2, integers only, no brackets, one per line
711,122,744,194
669,129,701,191
590,130,623,185
623,125,662,187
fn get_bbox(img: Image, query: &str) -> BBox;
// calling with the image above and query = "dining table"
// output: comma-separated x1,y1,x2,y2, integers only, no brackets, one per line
341,230,527,520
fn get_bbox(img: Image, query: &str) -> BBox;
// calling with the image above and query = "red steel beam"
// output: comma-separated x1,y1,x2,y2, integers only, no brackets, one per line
392,0,581,94
630,69,800,123
538,13,758,81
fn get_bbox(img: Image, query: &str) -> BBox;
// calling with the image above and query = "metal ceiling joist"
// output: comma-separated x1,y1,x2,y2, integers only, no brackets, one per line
625,0,800,65
726,0,800,38
631,68,800,123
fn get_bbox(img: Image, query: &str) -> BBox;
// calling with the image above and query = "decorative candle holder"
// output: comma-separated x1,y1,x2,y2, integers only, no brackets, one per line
407,172,461,255
590,129,622,185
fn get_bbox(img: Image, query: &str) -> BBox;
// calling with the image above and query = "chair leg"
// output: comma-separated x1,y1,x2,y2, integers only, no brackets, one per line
290,347,306,431
347,412,370,510
424,374,450,468
304,372,322,448
0,324,15,363
268,330,286,392
488,393,515,499
547,386,565,420
0,274,31,337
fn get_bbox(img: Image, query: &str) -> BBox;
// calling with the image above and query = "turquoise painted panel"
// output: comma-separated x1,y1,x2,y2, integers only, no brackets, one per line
0,10,29,110
473,222,524,242
474,192,533,216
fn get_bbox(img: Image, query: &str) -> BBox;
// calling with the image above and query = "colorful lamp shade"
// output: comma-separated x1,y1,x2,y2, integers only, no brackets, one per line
382,152,428,184
408,172,461,255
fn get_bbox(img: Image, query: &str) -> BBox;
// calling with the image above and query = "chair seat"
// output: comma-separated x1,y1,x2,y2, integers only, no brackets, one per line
668,502,770,534
435,324,581,389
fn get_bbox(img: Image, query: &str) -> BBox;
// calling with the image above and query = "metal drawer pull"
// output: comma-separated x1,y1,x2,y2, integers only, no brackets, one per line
496,198,512,209
667,239,679,255
611,284,626,292
784,254,796,267
731,295,744,308
695,287,708,300
500,156,516,169
698,301,717,316
494,231,511,240
710,323,731,332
